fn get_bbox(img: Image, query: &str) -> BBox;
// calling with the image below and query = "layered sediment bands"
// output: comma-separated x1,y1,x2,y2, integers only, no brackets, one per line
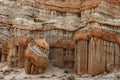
25,39,49,74
0,0,119,76
44,0,120,13
0,0,119,42
88,18,120,27
44,0,102,13
74,28,120,75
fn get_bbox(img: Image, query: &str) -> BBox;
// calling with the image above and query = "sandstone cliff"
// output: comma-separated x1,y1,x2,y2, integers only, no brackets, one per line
0,0,119,78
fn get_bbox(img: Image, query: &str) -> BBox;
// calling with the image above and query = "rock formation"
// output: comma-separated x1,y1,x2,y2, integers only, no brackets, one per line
49,39,75,68
7,37,29,68
0,0,119,76
25,39,49,74
74,28,120,75
1,42,8,62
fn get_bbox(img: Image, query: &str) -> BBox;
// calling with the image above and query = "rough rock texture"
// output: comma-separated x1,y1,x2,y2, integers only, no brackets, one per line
7,37,29,68
25,39,49,74
74,28,120,75
0,0,119,76
49,39,75,68
1,42,8,62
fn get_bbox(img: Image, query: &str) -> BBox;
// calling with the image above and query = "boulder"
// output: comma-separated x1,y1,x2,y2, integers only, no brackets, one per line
25,39,49,74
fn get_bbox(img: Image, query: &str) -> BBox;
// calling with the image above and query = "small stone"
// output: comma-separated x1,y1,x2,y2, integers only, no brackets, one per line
24,77,28,79
39,76,46,78
51,74,56,77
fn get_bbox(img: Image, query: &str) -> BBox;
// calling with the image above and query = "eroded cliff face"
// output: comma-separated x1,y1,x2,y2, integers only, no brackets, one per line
0,0,119,76
0,0,119,41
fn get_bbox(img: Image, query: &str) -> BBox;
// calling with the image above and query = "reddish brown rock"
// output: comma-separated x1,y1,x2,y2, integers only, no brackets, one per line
74,28,120,76
74,28,120,45
0,0,119,77
1,42,9,62
25,39,49,74
7,37,29,68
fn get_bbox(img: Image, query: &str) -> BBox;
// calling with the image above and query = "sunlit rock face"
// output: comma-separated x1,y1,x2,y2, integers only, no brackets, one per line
0,0,119,76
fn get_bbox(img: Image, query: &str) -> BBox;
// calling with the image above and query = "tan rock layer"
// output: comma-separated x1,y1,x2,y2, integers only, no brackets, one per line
44,0,120,13
88,18,120,27
45,0,101,13
0,18,85,31
74,28,120,45
0,18,120,32
12,24,43,31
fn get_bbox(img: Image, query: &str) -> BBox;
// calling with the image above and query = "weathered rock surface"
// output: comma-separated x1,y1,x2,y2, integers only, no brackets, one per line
0,0,119,76
74,28,120,75
25,39,49,74
7,37,29,68
49,39,75,68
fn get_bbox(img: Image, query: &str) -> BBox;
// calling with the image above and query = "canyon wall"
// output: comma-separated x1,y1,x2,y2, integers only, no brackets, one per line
0,0,119,75
74,28,120,75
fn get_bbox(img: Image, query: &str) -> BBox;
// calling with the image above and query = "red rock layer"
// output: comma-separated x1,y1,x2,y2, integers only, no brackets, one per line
74,28,120,45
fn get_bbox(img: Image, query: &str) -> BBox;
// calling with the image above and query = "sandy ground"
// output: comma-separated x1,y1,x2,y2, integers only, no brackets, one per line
0,62,119,80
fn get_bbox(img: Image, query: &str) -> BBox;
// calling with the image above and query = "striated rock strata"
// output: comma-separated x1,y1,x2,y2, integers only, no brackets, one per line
0,0,119,76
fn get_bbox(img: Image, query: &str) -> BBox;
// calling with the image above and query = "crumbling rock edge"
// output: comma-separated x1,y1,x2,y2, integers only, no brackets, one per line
74,28,120,45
